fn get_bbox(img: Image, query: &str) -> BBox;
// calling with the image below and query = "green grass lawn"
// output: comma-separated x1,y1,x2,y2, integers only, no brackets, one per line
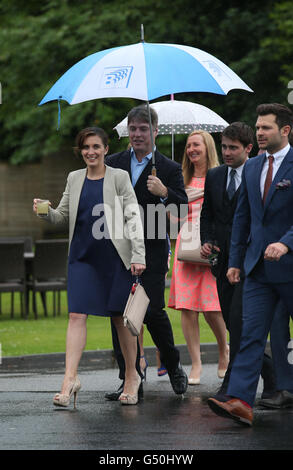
0,289,218,357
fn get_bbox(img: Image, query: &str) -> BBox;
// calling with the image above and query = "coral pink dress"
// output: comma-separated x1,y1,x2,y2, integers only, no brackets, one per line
168,176,221,312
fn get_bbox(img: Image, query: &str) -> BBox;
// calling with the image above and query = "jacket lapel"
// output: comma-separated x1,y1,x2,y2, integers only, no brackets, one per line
250,154,266,213
123,150,132,176
70,168,87,238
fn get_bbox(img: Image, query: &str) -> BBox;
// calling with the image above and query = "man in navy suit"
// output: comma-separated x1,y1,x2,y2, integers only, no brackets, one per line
200,122,276,401
105,105,188,399
208,103,293,425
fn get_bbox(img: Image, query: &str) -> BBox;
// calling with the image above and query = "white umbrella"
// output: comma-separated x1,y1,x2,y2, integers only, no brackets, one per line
114,98,229,159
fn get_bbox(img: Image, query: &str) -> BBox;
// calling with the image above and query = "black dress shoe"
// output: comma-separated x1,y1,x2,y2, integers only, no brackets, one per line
168,364,188,395
258,390,293,409
105,381,143,401
105,382,124,401
260,389,276,399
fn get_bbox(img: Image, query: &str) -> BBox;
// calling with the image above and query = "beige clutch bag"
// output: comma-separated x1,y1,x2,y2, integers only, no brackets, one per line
176,187,209,264
177,219,209,265
123,281,150,336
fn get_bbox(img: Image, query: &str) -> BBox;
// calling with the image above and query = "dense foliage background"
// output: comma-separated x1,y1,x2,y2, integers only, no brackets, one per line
1,0,293,164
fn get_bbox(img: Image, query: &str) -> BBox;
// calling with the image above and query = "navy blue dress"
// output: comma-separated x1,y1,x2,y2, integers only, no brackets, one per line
67,177,133,316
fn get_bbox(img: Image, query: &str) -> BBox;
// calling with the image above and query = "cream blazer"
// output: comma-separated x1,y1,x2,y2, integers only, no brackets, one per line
45,165,145,270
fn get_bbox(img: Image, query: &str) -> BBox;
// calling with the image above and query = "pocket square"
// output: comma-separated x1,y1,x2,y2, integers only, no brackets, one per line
276,179,291,189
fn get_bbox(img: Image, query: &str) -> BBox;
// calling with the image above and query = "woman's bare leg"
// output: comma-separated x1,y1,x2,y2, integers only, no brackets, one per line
112,316,139,396
203,311,229,374
59,312,87,394
181,309,202,380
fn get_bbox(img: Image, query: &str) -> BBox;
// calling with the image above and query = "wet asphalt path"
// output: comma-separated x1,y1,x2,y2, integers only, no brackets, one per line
1,363,293,454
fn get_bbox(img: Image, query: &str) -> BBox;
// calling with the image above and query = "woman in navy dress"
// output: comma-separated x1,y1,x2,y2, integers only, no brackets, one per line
33,127,146,407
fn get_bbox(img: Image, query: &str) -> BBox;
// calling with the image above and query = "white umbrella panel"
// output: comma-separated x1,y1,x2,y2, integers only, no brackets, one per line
114,99,229,159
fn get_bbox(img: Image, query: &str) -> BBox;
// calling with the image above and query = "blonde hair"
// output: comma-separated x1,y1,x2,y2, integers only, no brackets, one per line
182,130,219,186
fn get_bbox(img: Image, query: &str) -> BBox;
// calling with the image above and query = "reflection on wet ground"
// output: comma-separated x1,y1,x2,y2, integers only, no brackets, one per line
1,365,293,451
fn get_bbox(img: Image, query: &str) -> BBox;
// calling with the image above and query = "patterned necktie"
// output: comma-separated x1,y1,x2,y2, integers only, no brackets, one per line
263,155,274,203
227,169,236,199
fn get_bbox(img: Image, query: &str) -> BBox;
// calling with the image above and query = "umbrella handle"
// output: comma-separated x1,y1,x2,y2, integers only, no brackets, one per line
146,100,156,174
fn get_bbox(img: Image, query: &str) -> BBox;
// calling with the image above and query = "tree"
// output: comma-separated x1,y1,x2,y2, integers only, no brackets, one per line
260,1,293,103
0,0,285,164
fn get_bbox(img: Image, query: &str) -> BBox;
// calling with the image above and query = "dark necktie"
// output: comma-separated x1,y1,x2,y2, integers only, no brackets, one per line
227,169,236,199
263,155,274,203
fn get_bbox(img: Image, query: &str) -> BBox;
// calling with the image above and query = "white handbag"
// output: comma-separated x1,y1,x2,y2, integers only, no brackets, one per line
176,186,209,265
177,218,209,265
123,280,150,336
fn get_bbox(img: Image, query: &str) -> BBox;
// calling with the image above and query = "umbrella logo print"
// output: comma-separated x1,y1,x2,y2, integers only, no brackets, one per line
101,66,133,89
203,61,231,80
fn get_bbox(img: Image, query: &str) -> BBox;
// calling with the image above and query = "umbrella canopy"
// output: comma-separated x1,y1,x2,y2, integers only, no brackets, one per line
39,42,253,106
114,99,229,137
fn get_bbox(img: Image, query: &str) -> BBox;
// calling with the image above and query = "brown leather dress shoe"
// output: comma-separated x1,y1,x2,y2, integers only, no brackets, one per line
207,398,253,426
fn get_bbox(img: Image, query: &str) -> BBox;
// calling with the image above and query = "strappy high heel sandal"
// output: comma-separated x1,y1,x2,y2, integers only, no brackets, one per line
120,374,142,406
53,377,81,409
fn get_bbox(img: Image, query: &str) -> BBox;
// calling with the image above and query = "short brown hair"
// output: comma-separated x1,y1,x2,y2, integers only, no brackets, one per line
222,122,254,147
74,127,109,156
127,105,158,129
256,103,293,131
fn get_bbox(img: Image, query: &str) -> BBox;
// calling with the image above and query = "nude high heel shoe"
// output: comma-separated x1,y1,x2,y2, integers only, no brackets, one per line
53,377,81,409
188,366,202,385
120,374,142,406
218,346,229,379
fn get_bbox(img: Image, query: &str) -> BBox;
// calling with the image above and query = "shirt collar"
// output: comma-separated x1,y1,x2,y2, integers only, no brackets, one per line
130,147,155,163
228,161,246,176
266,143,290,160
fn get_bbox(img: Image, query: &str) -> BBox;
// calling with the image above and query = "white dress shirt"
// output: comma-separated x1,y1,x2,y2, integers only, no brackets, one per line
226,162,246,192
260,143,290,198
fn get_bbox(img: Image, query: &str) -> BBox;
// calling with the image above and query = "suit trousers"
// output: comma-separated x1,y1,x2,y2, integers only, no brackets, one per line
216,275,275,395
270,303,293,392
227,261,293,406
110,268,180,380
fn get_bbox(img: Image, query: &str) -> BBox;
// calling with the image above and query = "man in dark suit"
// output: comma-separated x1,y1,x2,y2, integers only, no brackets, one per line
207,103,293,426
105,104,188,398
200,122,276,401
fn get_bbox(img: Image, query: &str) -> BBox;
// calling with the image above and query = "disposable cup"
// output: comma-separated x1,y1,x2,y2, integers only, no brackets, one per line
36,199,49,217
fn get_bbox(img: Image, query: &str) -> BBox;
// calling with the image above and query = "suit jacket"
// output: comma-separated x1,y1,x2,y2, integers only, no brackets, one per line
106,149,187,273
200,164,241,277
229,146,293,282
44,165,145,270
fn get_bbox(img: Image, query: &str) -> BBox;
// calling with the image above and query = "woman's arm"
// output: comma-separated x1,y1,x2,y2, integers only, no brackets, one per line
33,176,70,229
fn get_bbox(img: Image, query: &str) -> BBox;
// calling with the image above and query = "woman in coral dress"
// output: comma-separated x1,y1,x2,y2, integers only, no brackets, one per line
168,130,229,385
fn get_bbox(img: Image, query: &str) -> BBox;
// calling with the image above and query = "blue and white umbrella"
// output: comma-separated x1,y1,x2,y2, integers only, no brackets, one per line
39,40,252,171
39,42,252,106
